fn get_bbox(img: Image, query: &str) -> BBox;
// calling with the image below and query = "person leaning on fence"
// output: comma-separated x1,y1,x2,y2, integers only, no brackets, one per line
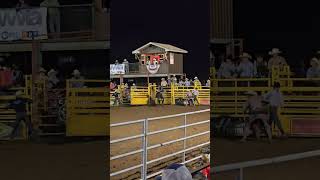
241,91,272,143
70,69,85,88
254,55,268,78
217,58,236,78
185,78,191,87
267,48,288,72
237,52,255,78
264,82,287,138
306,57,320,78
161,78,168,87
5,91,34,139
40,0,61,36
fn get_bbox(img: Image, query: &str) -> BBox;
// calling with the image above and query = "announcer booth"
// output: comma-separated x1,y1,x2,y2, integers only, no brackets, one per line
110,42,188,85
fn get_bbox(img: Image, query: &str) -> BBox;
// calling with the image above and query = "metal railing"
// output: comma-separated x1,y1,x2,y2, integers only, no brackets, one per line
110,109,210,179
212,149,320,180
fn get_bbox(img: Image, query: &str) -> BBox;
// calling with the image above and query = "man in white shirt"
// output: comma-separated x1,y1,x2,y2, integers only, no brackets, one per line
264,82,286,137
161,78,168,87
40,0,60,35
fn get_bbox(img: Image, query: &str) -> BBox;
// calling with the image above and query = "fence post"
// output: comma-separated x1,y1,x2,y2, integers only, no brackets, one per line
239,168,243,180
183,114,187,163
142,118,148,180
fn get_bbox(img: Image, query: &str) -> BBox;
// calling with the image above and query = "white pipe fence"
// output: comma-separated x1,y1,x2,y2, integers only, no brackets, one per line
212,149,320,180
110,109,210,179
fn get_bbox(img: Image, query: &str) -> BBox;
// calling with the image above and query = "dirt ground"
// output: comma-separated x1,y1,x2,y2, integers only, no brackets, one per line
110,105,210,179
213,137,320,180
0,139,106,180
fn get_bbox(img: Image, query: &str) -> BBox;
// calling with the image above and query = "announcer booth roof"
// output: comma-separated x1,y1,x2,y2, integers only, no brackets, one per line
132,42,188,54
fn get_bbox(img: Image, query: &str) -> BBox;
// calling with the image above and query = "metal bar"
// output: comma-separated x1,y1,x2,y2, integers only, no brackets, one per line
110,134,144,144
239,168,243,180
147,131,210,150
142,119,148,180
147,142,210,165
110,149,143,161
110,164,143,177
110,119,145,127
147,120,209,136
147,109,210,121
212,149,320,173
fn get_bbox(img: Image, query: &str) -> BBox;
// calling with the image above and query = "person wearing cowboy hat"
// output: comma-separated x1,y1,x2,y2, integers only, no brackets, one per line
47,69,60,89
5,90,34,139
171,75,177,85
306,57,320,78
184,78,191,87
37,67,48,83
267,48,287,71
237,52,254,78
241,91,272,143
161,77,168,87
254,55,268,78
70,69,85,88
178,78,185,86
193,76,201,87
218,58,236,78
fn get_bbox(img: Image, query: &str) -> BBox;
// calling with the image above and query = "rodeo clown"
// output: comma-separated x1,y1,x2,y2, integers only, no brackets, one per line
193,77,201,88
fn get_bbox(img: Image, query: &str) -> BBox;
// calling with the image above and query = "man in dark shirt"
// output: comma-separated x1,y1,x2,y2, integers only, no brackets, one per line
6,91,33,139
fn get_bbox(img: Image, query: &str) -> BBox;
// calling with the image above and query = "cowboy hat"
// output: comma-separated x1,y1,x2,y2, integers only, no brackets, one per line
269,48,282,55
194,77,198,80
161,78,165,80
72,69,81,75
48,69,57,75
39,67,46,73
239,52,252,59
244,91,257,96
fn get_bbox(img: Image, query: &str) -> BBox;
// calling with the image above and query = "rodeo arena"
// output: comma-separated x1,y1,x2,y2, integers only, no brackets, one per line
109,42,211,179
211,0,320,179
0,1,109,179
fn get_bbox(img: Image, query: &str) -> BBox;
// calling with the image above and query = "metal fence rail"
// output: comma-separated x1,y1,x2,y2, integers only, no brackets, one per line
212,149,320,180
110,109,210,179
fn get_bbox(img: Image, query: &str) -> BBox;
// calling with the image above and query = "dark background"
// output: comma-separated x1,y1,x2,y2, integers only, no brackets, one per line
234,1,320,73
111,0,210,80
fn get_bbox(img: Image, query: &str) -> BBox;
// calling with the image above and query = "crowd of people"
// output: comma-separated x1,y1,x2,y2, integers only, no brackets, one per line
110,75,210,106
216,48,320,79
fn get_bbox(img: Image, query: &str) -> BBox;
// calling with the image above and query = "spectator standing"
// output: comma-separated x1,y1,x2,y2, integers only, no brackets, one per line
70,69,85,88
40,0,61,36
306,57,320,78
122,59,129,73
268,48,287,72
217,58,236,78
16,0,30,9
254,55,268,78
237,52,254,78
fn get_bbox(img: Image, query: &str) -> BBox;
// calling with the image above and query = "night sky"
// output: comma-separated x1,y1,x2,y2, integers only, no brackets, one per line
234,1,320,72
111,0,210,80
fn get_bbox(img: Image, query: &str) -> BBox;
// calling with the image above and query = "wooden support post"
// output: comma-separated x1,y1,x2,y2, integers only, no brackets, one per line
31,41,41,131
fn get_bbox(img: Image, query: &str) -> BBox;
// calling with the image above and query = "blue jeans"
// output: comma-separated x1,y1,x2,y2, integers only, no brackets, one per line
10,112,33,138
270,106,285,135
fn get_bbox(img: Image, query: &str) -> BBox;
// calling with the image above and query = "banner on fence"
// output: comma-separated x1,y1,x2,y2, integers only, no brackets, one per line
110,64,125,75
0,7,48,41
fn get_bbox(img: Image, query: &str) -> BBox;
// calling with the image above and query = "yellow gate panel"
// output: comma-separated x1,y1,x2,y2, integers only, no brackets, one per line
67,115,108,136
